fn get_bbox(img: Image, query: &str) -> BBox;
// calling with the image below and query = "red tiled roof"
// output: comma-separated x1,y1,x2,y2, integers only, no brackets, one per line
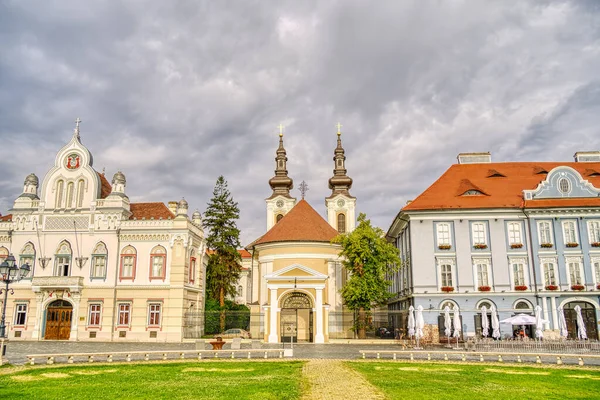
206,249,252,258
251,199,339,246
97,172,112,199
403,162,600,211
129,202,174,219
0,214,12,222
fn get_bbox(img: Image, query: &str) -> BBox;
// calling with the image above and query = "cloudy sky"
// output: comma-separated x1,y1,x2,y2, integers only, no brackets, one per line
1,1,599,244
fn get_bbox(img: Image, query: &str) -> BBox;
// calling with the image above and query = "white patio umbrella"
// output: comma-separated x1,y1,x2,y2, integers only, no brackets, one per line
534,305,544,339
481,306,489,338
444,306,451,337
500,314,537,325
407,306,415,338
415,305,425,348
575,305,588,340
452,305,461,348
491,305,500,339
558,307,568,339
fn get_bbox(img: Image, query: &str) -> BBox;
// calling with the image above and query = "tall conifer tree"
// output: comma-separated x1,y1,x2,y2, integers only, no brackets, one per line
203,176,242,329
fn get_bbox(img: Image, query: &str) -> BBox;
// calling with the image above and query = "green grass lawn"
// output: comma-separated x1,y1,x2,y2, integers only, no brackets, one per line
0,361,304,400
347,361,600,400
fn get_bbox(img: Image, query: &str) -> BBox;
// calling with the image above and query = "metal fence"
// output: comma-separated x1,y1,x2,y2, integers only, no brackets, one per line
470,338,600,354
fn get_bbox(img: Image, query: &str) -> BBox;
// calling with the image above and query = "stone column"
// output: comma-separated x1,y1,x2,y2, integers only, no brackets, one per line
31,292,44,340
541,296,550,329
268,288,278,343
315,288,324,343
70,292,81,341
550,296,559,330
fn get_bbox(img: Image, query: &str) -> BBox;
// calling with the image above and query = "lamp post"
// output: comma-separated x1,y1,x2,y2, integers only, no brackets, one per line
0,254,30,340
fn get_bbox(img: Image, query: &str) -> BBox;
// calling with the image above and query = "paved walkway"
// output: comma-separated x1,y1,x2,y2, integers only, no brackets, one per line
302,359,385,400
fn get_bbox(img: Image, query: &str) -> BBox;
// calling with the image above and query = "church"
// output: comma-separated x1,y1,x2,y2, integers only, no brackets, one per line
0,121,206,342
246,126,356,343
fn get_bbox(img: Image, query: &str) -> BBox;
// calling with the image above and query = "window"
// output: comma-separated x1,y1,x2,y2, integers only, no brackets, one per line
563,221,578,244
337,213,346,234
54,241,72,277
507,222,522,245
77,179,85,208
569,262,583,285
589,221,600,244
0,246,8,264
538,221,553,245
513,263,525,286
276,214,284,223
437,223,451,246
149,245,166,280
19,243,35,277
558,178,571,194
55,180,64,208
66,182,74,208
88,304,102,326
119,246,137,280
91,242,107,279
118,303,131,326
148,303,161,327
238,285,243,297
472,222,487,245
441,264,453,287
189,254,196,284
14,304,27,325
543,263,557,286
463,190,483,196
477,264,489,286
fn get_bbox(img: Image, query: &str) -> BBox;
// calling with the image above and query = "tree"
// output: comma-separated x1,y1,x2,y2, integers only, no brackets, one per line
203,176,242,331
332,213,401,339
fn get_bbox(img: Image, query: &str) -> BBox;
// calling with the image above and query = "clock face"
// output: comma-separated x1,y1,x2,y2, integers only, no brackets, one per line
276,200,284,208
337,199,345,207
65,153,81,170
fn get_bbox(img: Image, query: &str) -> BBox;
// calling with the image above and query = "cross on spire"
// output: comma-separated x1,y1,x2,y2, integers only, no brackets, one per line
336,122,342,136
73,117,82,139
299,180,309,199
278,123,285,137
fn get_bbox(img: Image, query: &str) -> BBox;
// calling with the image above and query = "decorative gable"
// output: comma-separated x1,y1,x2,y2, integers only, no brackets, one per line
264,263,328,281
523,166,600,200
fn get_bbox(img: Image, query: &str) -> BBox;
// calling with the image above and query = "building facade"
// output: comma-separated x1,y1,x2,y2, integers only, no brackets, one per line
387,152,600,341
0,123,206,342
246,128,355,343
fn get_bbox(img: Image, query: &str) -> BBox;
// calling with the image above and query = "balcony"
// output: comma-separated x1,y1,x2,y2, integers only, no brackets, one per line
31,276,84,291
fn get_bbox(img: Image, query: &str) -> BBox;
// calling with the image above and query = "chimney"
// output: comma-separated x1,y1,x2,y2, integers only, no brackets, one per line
457,152,491,164
574,151,600,162
168,201,178,215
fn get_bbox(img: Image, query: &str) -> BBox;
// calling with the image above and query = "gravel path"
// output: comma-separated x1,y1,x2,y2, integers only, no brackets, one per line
301,359,385,400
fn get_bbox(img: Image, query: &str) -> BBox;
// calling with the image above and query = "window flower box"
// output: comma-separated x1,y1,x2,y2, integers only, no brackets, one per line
438,244,451,250
514,285,528,291
441,286,454,292
478,286,491,292
473,243,488,250
540,243,553,248
592,242,600,248
571,284,585,291
545,285,558,291
510,243,523,249
566,242,579,248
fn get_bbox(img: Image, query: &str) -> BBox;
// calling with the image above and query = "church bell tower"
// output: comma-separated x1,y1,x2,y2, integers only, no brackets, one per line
265,125,296,230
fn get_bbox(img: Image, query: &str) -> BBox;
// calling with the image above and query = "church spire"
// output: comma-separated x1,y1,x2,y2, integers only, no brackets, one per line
268,125,294,198
328,122,353,196
73,117,82,141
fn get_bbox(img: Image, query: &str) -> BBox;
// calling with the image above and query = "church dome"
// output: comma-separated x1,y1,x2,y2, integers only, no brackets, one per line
192,210,201,219
112,171,126,185
178,198,188,208
24,173,39,187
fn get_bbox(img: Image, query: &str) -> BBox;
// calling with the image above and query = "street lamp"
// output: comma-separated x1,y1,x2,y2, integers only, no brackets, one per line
0,254,30,339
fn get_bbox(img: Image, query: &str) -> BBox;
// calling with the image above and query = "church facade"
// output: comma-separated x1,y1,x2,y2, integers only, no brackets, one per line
0,122,206,342
246,127,355,343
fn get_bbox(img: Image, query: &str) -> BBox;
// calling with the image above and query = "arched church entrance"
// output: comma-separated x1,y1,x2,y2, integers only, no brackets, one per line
44,300,73,340
280,292,313,343
564,301,598,340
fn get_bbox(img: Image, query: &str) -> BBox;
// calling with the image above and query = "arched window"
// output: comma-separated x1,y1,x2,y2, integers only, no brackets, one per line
19,242,35,278
238,285,243,297
149,245,167,280
91,242,108,279
55,180,64,208
120,245,137,281
189,249,196,284
514,300,533,313
337,213,346,234
54,241,72,277
66,182,75,208
76,179,85,208
0,246,9,264
276,214,284,223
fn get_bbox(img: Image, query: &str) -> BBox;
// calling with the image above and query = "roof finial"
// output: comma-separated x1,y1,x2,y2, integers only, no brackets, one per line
336,122,342,136
299,180,309,199
278,123,284,137
74,117,82,140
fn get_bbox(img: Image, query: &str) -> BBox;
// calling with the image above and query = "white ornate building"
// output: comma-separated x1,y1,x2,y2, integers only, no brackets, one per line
0,122,206,342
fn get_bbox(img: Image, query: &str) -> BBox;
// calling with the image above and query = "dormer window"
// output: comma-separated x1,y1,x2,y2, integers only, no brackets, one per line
463,190,484,196
558,178,571,194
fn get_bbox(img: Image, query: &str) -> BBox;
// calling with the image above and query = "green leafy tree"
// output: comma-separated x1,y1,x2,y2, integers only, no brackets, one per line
333,213,401,339
203,176,242,331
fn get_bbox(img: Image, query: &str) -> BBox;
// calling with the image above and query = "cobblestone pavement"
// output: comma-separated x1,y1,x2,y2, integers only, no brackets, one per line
301,359,385,400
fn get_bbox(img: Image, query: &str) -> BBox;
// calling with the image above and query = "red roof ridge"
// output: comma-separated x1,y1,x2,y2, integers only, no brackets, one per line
250,199,339,246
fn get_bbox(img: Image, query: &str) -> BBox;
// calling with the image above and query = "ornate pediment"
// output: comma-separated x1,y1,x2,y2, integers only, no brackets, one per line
523,166,600,200
265,263,328,281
